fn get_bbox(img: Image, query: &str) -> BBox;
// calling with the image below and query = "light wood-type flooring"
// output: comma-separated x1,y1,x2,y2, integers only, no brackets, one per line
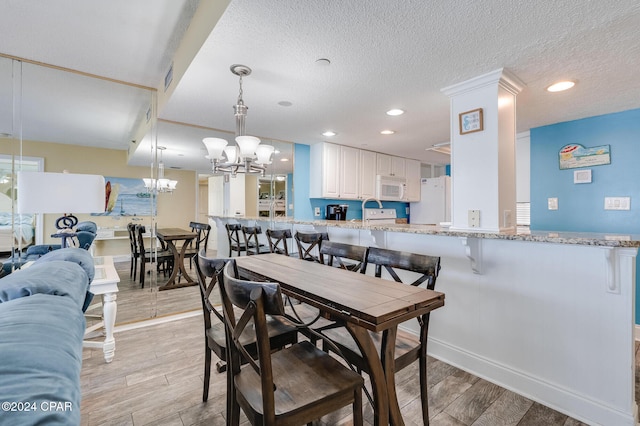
80,259,613,425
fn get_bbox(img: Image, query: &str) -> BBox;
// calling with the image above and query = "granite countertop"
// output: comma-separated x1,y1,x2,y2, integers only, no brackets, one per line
209,215,640,248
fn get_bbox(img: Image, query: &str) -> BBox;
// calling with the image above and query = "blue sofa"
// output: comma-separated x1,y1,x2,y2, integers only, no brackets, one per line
1,221,97,276
0,248,94,426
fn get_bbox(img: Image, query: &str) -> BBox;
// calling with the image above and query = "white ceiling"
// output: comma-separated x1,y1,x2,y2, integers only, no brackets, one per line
2,0,640,174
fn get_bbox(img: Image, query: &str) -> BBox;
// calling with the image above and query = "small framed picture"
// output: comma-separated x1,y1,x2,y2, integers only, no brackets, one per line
459,108,484,135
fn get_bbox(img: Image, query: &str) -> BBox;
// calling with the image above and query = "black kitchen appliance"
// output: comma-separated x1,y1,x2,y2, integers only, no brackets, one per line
326,204,348,221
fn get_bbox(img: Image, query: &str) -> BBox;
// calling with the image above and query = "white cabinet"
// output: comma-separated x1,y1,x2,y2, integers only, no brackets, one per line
310,143,361,199
404,159,421,201
359,150,377,199
376,153,406,178
340,146,360,199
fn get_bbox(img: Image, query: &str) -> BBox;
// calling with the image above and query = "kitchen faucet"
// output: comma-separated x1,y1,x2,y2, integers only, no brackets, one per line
361,197,383,225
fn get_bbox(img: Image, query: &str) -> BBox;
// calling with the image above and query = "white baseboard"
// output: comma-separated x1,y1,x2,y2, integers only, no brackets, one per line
114,310,200,333
428,337,637,426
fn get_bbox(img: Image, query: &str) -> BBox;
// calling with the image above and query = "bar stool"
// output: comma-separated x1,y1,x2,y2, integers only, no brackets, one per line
225,223,247,257
242,225,271,255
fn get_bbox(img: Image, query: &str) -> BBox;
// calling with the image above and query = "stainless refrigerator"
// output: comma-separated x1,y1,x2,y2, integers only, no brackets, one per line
409,176,451,224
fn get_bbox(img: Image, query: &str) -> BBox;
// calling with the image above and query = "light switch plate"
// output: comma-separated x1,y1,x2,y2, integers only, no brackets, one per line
468,210,480,227
604,197,630,210
548,197,558,210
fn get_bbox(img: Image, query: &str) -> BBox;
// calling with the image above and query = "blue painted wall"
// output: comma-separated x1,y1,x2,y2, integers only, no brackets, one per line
309,199,409,221
530,108,640,322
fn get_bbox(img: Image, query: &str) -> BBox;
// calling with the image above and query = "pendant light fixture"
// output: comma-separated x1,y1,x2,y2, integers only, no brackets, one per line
143,146,177,193
203,64,274,176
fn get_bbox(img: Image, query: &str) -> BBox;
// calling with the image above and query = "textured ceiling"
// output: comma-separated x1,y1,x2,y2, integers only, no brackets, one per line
1,0,640,174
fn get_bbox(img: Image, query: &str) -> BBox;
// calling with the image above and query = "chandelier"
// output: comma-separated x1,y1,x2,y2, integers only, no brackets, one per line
202,64,274,176
143,146,177,193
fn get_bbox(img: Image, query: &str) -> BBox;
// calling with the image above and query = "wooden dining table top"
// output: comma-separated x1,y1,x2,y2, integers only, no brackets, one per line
235,253,445,332
156,228,197,241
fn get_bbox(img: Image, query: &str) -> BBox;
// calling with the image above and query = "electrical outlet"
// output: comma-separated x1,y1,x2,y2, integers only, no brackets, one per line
548,197,558,210
314,207,321,217
468,210,480,227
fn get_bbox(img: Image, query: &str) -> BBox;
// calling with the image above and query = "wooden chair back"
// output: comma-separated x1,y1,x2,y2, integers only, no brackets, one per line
225,223,247,257
265,228,292,256
320,241,368,272
189,221,212,253
242,225,270,255
294,231,329,264
363,246,441,289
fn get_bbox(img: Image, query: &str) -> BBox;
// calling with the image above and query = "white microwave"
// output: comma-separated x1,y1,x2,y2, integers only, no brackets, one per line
375,175,406,201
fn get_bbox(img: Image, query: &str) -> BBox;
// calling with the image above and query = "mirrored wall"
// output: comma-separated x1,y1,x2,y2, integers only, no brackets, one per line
0,55,296,325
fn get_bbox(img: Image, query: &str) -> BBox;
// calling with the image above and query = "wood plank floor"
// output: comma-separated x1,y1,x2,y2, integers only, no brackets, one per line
79,260,607,425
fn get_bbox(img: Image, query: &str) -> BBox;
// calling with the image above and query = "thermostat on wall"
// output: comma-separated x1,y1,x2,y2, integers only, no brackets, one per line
574,169,592,184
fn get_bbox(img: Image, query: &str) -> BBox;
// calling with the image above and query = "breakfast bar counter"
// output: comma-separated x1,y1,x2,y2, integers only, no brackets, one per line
210,215,639,425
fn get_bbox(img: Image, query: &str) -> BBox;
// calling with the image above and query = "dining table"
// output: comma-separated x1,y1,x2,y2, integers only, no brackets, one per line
235,253,445,426
156,227,197,291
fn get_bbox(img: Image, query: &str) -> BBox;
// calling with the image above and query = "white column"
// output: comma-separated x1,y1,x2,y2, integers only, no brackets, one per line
442,68,524,232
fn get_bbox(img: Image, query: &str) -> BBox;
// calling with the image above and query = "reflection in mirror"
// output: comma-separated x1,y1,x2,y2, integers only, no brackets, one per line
0,56,177,325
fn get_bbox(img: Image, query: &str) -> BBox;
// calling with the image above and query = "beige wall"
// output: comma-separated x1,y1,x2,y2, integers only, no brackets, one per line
3,139,196,252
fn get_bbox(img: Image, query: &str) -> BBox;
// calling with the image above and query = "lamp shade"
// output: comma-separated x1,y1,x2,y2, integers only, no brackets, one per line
224,145,238,164
235,135,261,158
17,172,106,214
202,137,228,160
255,144,275,164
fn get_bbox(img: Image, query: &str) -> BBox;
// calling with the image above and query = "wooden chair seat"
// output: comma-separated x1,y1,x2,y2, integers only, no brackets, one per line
234,341,363,425
220,260,363,425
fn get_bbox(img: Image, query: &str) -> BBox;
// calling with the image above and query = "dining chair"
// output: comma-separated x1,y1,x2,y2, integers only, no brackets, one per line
184,221,212,268
321,246,441,425
320,241,368,272
265,228,295,256
194,251,298,402
242,225,271,256
294,231,329,264
225,223,248,257
219,260,364,426
127,223,140,280
136,224,174,288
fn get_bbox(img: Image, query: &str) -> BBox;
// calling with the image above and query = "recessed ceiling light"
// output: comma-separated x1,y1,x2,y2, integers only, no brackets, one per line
278,101,293,107
546,80,576,92
386,109,404,116
380,130,395,135
322,131,337,137
315,58,331,66
280,158,289,162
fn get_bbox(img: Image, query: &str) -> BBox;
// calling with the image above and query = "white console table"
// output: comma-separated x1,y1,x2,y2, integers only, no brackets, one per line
84,256,119,363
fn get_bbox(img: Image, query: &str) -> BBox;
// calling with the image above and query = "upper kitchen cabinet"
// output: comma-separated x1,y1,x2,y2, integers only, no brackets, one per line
376,153,406,178
359,149,377,199
310,142,364,199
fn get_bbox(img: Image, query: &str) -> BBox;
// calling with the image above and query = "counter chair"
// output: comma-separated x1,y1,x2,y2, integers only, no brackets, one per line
183,221,211,269
136,224,174,288
225,223,248,257
321,247,441,425
320,241,368,272
219,260,364,426
194,251,298,402
294,231,329,264
265,228,295,256
242,226,271,256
